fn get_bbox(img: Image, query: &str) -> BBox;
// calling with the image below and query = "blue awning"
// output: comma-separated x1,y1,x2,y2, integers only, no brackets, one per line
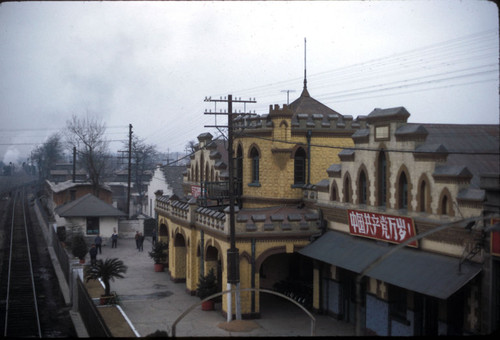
299,231,481,300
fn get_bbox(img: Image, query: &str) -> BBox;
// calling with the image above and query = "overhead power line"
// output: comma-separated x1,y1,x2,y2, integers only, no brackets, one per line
239,133,500,156
214,28,498,113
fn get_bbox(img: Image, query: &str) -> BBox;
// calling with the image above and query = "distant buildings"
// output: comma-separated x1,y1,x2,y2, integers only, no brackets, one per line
44,159,182,241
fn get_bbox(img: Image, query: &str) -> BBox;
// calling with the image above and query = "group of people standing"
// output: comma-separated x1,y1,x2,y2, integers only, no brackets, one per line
88,228,157,264
89,229,119,265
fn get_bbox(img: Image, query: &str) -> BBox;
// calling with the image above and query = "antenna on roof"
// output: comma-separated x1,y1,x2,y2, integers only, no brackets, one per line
281,90,296,105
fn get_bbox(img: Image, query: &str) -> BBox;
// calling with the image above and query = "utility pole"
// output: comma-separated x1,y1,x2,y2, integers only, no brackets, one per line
204,95,256,322
127,124,133,218
72,146,76,183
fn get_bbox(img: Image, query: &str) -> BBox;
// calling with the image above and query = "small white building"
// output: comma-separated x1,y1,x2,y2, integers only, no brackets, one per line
55,193,127,240
143,165,173,217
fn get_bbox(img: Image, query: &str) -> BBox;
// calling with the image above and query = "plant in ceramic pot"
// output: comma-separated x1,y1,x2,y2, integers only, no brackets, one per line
197,268,218,311
71,233,88,264
148,241,168,272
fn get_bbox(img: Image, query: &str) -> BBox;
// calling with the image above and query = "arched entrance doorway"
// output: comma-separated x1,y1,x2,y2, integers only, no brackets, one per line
159,223,168,242
258,252,313,313
172,233,187,282
205,245,222,293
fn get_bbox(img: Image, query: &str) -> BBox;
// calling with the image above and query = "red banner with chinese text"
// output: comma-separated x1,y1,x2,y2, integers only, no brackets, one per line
491,218,500,257
348,210,418,247
191,185,202,198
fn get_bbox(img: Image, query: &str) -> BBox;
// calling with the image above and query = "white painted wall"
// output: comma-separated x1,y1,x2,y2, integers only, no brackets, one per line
143,165,172,216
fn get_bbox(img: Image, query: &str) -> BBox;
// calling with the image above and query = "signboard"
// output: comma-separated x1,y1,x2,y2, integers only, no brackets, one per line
348,209,418,247
191,185,202,198
491,218,500,257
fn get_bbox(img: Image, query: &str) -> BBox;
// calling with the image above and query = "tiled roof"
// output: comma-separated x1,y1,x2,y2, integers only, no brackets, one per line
419,124,499,188
46,180,112,193
55,193,126,217
457,188,485,202
367,107,410,122
288,87,343,121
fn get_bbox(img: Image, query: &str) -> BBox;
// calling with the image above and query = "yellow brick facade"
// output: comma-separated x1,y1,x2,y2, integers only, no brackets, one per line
156,88,365,318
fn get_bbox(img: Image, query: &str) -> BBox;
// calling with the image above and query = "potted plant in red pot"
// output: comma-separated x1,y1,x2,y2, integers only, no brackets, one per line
197,268,218,311
148,241,168,272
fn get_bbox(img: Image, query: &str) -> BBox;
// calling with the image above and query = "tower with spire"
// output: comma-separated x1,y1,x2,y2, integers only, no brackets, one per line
232,38,367,209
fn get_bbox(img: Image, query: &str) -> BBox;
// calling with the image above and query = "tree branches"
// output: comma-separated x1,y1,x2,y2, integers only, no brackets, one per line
65,115,110,194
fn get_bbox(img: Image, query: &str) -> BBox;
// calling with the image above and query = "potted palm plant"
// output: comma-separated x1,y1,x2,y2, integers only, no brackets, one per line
148,241,168,272
84,258,128,305
71,233,88,264
197,268,218,311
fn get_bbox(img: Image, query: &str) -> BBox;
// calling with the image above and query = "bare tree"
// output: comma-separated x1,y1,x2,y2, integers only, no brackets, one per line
32,133,64,180
65,115,109,195
125,135,158,213
186,140,197,154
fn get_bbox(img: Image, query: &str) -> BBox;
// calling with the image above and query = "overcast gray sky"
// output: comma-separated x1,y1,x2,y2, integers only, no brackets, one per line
0,0,498,165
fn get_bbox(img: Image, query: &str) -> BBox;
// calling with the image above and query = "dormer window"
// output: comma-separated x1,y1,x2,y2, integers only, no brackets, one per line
375,125,390,141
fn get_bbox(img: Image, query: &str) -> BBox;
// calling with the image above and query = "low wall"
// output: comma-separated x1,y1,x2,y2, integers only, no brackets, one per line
118,219,144,238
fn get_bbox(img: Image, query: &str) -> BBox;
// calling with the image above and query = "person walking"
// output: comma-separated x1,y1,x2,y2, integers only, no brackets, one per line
89,244,98,265
94,234,102,254
152,228,157,245
111,230,118,248
138,232,144,252
135,231,140,250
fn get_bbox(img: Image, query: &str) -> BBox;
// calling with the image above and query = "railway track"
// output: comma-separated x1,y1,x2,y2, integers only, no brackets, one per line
0,188,42,337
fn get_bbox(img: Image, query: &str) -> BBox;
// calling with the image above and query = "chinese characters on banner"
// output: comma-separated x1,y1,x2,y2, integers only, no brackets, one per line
491,218,500,257
191,185,202,198
348,210,418,247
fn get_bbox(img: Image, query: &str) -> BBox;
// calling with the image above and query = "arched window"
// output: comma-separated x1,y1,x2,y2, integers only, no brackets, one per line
279,120,289,141
398,172,408,209
200,154,204,183
330,182,338,201
294,147,306,185
377,151,387,207
441,195,448,215
419,180,427,212
358,170,367,204
236,145,243,195
439,188,454,216
250,147,260,184
344,174,352,203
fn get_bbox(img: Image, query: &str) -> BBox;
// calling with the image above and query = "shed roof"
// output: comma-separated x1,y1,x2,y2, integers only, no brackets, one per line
299,231,481,300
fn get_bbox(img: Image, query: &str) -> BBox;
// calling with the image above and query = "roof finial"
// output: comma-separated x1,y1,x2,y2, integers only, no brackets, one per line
304,37,307,90
301,37,310,97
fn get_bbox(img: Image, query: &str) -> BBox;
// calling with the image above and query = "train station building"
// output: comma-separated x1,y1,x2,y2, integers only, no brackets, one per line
155,81,499,335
